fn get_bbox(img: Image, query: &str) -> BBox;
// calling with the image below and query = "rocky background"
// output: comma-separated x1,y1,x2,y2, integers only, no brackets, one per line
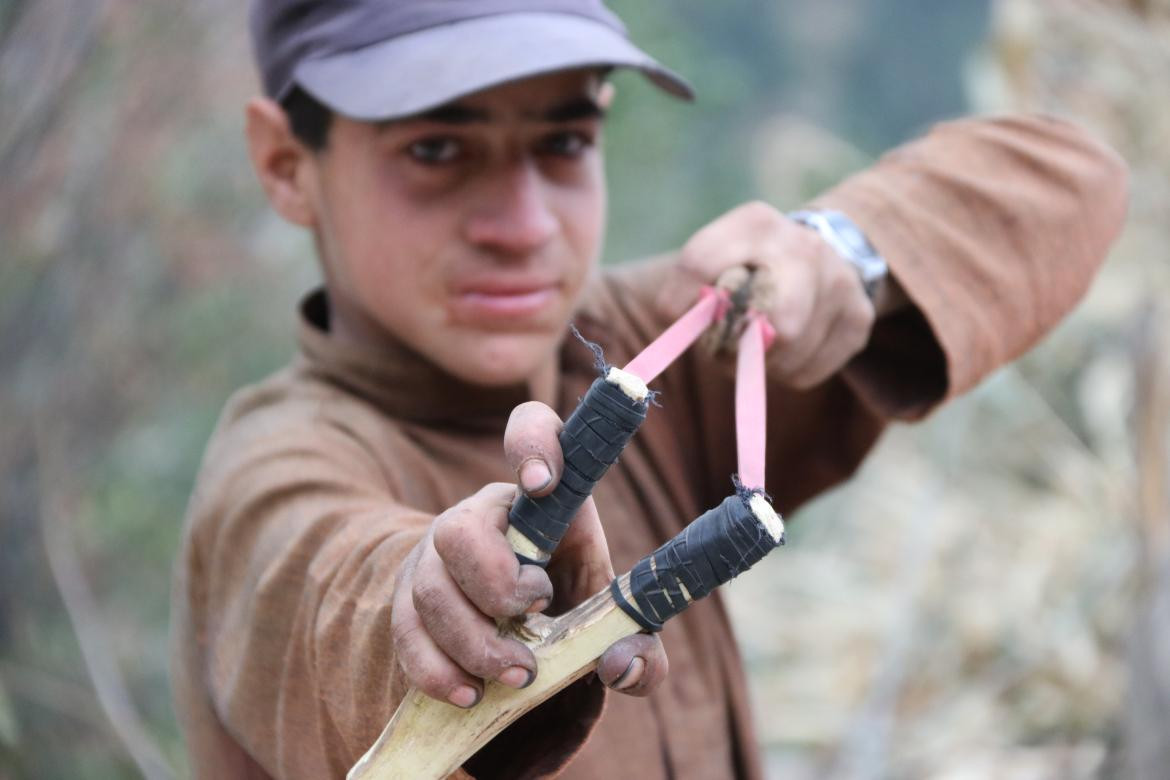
1,1,1165,777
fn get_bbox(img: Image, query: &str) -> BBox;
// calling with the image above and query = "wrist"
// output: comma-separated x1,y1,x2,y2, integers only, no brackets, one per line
787,209,891,308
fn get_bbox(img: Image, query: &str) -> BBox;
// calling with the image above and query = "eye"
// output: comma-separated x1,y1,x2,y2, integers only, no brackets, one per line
538,131,593,159
406,137,462,165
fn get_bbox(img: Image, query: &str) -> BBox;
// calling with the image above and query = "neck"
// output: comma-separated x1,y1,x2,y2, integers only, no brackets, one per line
327,289,405,356
527,355,559,408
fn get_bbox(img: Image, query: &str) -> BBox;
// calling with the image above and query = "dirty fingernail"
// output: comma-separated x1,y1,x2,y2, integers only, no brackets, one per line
612,657,645,691
526,597,550,614
519,459,552,494
448,685,480,709
498,666,535,689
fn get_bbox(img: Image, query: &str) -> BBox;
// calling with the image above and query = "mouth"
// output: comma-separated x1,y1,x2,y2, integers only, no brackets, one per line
449,279,561,323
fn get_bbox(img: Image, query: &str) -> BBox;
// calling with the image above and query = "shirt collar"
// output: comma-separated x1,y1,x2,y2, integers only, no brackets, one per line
296,288,540,430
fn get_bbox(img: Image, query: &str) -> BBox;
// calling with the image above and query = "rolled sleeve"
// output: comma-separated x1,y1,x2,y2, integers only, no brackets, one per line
817,114,1128,418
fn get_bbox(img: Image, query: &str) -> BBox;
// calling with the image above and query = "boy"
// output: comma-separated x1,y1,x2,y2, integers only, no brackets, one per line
172,1,1128,777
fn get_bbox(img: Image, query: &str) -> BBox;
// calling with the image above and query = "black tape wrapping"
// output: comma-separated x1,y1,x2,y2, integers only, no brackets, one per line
613,494,782,632
508,377,648,561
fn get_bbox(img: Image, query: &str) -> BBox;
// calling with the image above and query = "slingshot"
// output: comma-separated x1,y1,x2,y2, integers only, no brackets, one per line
349,270,784,779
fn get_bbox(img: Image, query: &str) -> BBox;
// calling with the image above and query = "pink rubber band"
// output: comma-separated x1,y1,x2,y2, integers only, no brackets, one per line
735,314,772,491
623,287,727,384
622,286,772,490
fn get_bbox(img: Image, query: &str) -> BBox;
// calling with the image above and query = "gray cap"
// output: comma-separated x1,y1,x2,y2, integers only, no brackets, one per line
249,0,693,121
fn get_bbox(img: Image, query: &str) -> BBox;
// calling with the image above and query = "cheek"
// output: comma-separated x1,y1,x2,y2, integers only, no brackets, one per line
558,169,607,281
329,177,453,296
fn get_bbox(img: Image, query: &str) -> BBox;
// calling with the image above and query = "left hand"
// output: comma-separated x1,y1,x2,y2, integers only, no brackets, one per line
659,201,876,389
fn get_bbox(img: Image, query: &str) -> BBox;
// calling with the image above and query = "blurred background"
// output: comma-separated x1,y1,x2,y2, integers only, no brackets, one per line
1,0,1167,777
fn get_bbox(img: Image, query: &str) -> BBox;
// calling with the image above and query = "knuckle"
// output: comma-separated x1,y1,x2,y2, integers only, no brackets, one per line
741,200,779,225
432,529,473,571
475,593,508,617
470,642,511,676
389,614,408,644
482,482,518,503
835,303,873,345
826,263,859,297
391,620,423,653
431,517,458,556
452,633,514,677
477,581,519,617
803,229,833,255
486,482,521,509
844,277,867,304
678,237,707,273
433,501,471,535
411,576,447,616
850,302,876,334
414,668,456,698
790,371,821,391
770,316,802,346
515,566,554,607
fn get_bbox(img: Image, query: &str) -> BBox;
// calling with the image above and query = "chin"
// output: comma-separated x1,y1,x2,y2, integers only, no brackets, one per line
438,331,558,387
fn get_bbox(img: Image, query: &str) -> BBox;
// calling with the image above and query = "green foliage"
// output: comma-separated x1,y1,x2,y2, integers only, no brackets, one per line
0,676,19,751
602,0,989,261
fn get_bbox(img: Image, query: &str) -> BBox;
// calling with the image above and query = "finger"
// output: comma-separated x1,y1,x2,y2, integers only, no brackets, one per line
546,496,613,613
786,299,875,390
412,542,538,686
657,202,788,320
682,201,791,279
597,633,669,697
762,238,826,351
391,549,483,707
765,239,862,377
433,484,553,616
759,258,824,378
503,402,565,497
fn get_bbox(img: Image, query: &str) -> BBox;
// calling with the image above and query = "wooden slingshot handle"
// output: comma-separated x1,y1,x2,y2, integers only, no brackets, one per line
347,494,784,780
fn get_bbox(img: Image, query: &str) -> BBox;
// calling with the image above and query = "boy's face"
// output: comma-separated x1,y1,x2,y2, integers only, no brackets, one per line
299,70,609,387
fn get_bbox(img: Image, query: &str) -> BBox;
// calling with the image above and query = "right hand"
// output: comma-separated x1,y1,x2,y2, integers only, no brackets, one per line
389,401,668,708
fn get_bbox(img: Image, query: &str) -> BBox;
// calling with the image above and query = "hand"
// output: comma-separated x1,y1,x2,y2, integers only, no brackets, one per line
660,201,877,389
390,401,668,708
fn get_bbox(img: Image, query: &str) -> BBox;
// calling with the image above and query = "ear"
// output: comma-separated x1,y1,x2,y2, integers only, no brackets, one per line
597,81,616,112
244,97,318,228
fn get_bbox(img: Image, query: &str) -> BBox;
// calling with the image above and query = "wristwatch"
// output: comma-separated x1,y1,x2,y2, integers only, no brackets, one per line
788,209,888,301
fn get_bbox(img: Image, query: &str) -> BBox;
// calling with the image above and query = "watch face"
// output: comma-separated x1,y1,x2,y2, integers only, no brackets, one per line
790,209,888,299
824,213,876,258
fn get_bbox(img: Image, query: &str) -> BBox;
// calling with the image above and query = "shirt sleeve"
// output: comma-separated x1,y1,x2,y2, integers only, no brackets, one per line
589,114,1127,512
173,394,603,779
175,401,427,777
817,114,1129,418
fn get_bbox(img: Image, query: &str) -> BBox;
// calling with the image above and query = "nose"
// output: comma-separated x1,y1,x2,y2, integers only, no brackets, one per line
463,160,558,257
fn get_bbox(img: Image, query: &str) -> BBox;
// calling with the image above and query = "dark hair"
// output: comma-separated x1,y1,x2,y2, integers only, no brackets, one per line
281,86,333,152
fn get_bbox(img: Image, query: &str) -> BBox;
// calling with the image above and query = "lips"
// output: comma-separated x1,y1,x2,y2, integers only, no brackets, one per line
449,278,561,323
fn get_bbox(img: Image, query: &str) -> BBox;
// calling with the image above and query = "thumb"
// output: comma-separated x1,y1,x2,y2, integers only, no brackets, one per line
545,496,613,614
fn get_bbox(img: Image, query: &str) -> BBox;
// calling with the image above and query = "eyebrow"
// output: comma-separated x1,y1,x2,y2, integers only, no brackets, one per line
407,96,606,126
413,104,492,125
537,97,607,123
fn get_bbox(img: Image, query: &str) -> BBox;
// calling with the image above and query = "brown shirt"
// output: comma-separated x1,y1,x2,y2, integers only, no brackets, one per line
171,116,1127,779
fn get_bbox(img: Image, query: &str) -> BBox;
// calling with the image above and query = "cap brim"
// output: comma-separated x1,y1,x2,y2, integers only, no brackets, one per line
291,12,693,121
